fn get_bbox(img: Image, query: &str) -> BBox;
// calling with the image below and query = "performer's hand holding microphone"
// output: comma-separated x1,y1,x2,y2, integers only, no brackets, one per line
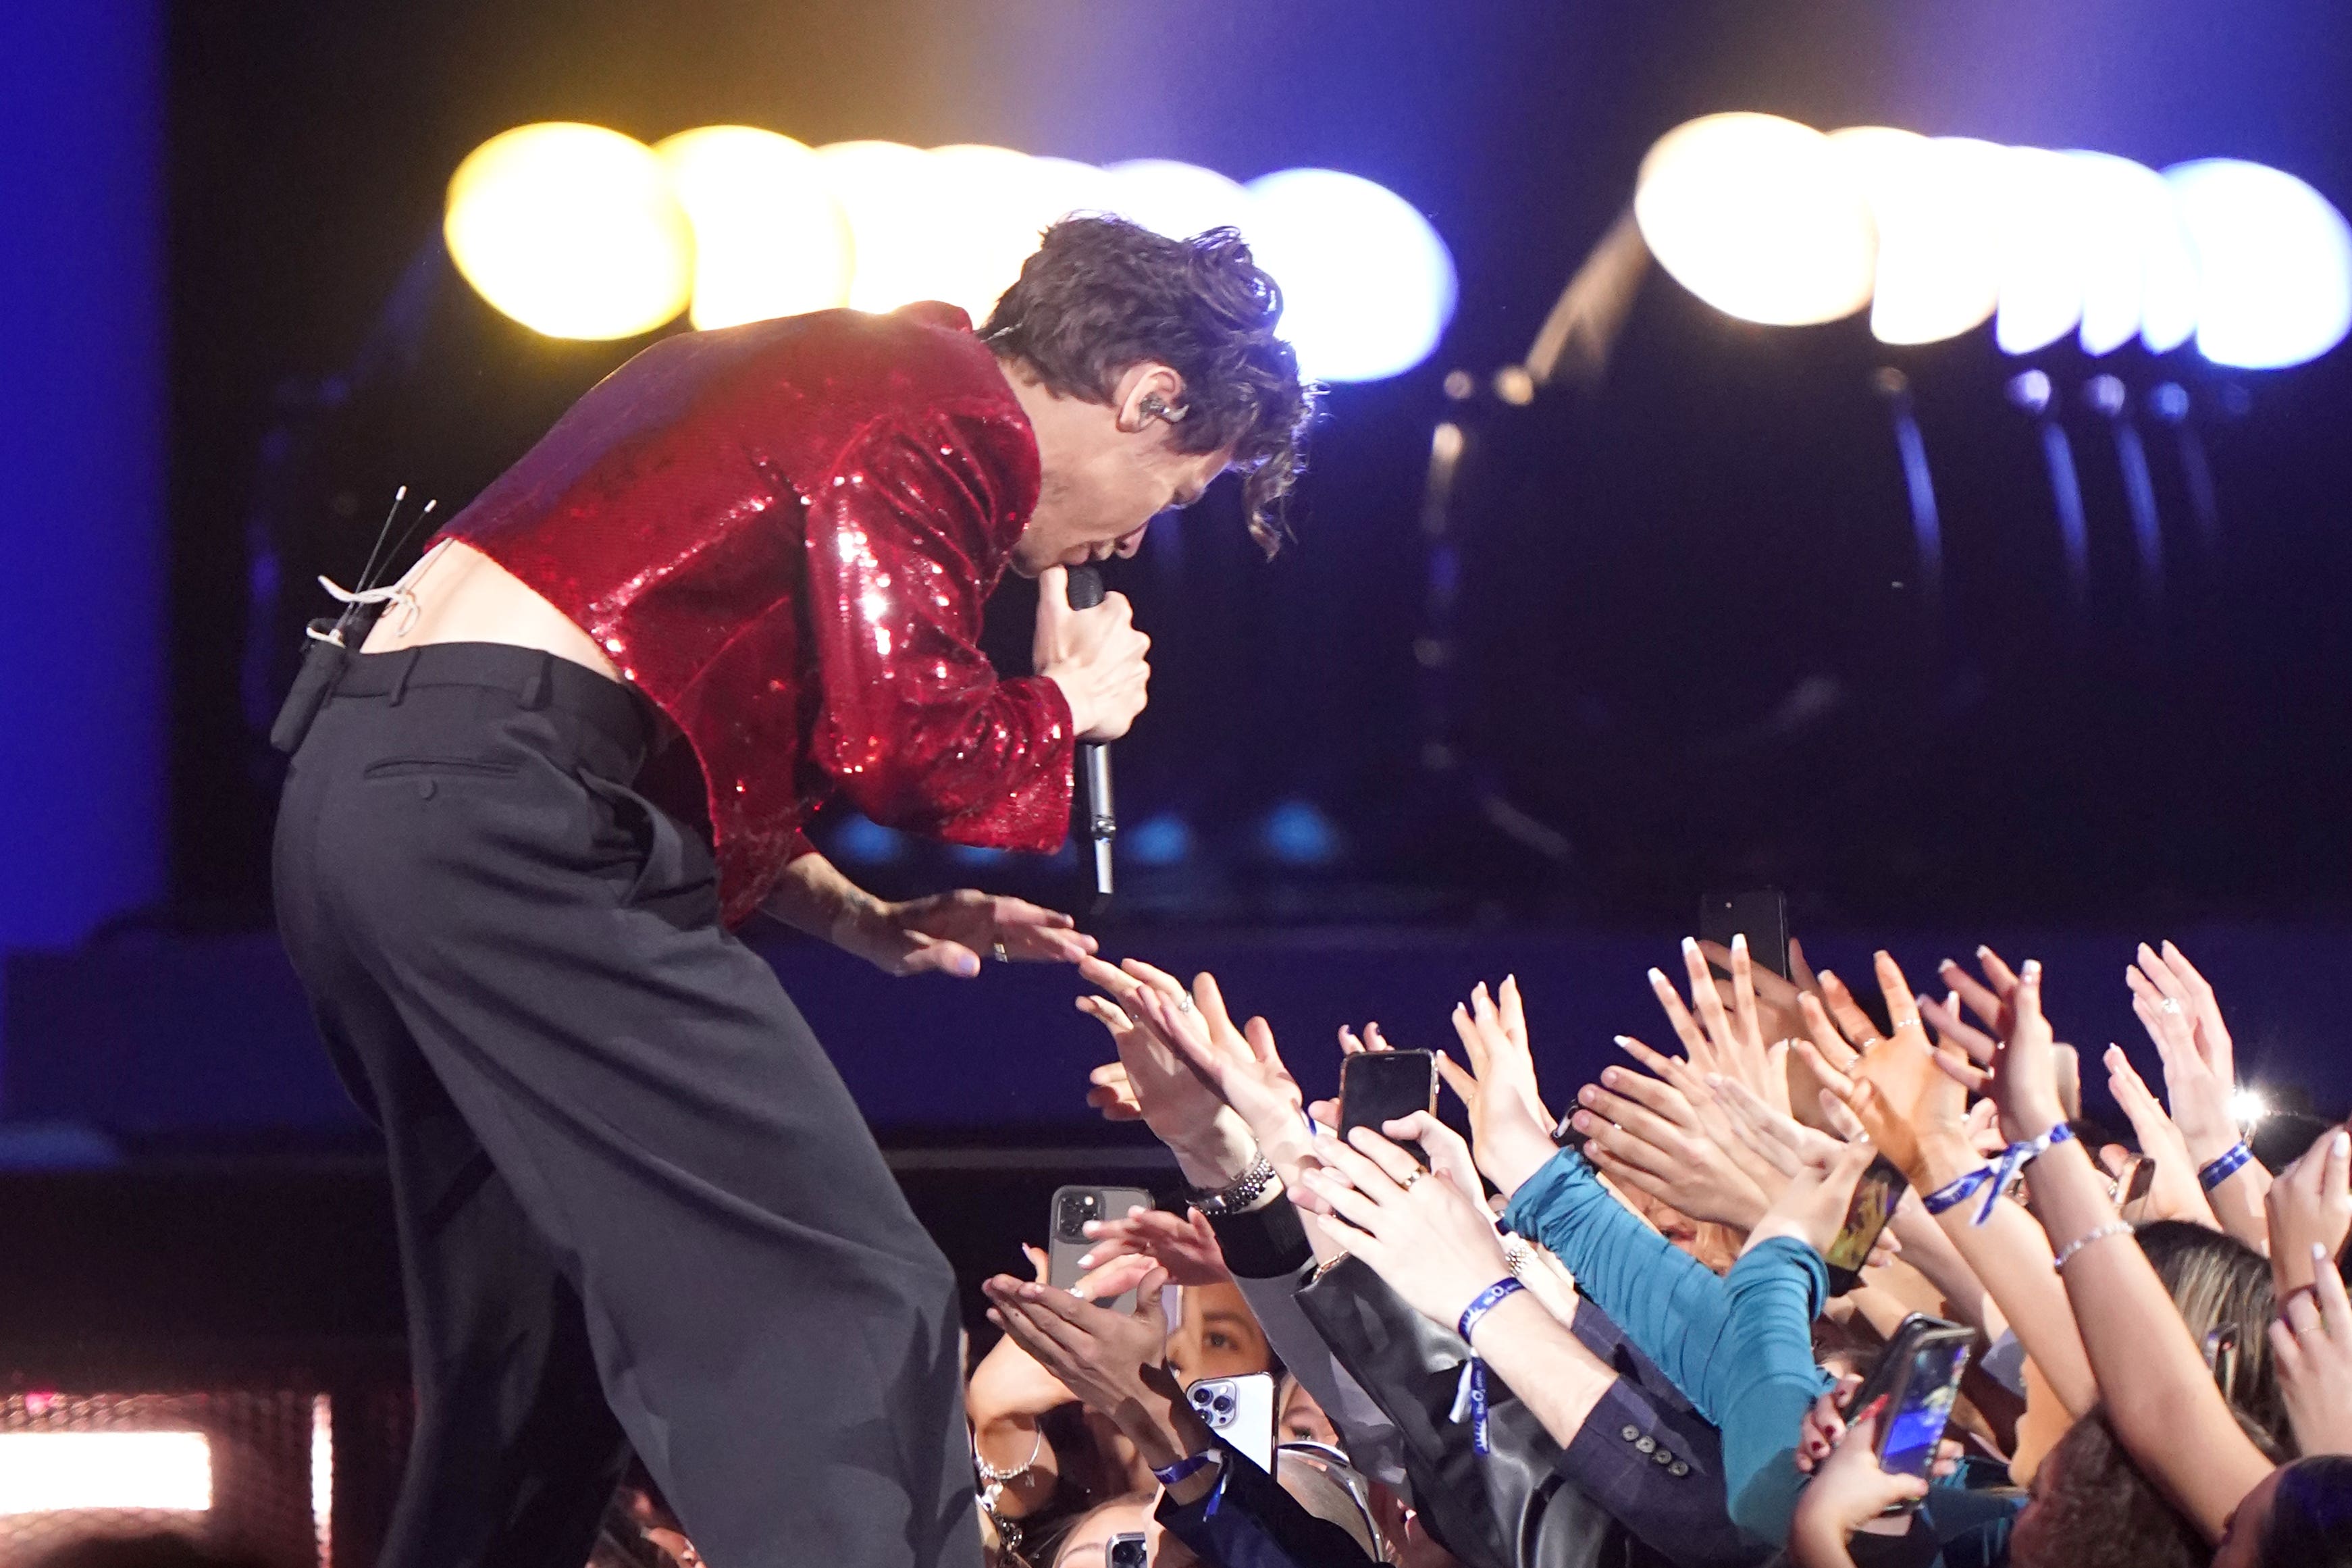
1035,565,1150,907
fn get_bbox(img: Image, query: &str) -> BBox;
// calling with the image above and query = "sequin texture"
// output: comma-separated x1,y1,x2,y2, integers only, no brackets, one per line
436,303,1070,924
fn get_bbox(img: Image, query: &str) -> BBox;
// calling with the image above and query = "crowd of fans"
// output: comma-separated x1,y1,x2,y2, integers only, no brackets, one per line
925,934,2352,1568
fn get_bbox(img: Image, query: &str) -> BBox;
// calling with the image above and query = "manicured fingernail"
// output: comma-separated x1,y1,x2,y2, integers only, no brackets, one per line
2316,1243,2332,1263
1070,1285,1091,1300
2334,1131,2349,1157
1614,1035,1634,1047
1976,945,1993,960
1682,937,1700,956
1076,1253,1096,1268
1648,967,1669,987
1817,969,1837,987
1732,932,1748,953
2023,960,2042,980
1937,958,1957,972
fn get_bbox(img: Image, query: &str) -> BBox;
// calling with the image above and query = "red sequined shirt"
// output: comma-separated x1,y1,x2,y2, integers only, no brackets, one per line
437,303,1073,925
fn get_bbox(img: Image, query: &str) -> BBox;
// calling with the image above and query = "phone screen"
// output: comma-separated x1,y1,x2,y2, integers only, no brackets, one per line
1876,1335,1972,1478
1699,889,1790,981
1338,1050,1437,1146
1822,1154,1910,1288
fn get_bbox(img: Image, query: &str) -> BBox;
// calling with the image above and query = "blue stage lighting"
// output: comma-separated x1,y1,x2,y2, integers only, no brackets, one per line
831,815,908,866
1259,800,1343,866
1243,169,1457,382
947,843,1010,868
2166,159,2352,370
1125,812,1194,868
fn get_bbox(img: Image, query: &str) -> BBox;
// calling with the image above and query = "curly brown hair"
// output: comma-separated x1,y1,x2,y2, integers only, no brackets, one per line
981,215,1317,555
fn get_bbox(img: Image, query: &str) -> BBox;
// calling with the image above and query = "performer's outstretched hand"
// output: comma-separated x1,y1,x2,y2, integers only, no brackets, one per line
856,887,1097,978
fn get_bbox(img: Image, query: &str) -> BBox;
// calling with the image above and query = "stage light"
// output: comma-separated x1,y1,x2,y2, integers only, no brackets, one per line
1259,800,1342,866
1244,168,1457,382
444,123,694,340
1125,812,1194,868
831,816,908,866
1827,128,2003,346
0,1432,211,1513
926,146,1119,324
2165,159,2352,370
1104,159,1255,241
2059,151,2196,356
2005,369,2053,414
654,126,854,330
813,140,958,313
1636,113,1875,329
1991,147,2095,355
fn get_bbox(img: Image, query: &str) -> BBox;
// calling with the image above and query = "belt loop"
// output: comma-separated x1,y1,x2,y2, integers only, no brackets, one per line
386,647,421,706
521,651,551,711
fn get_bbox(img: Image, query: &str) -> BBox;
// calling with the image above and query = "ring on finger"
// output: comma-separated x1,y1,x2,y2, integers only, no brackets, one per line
992,941,1010,964
1174,992,1194,1014
2159,997,2183,1015
1400,1168,1423,1190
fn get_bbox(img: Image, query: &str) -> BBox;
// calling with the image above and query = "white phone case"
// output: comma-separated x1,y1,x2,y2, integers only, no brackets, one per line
1185,1372,1276,1473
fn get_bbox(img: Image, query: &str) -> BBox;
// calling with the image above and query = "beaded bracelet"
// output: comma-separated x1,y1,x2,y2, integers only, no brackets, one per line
2053,1219,2133,1270
2199,1141,2256,1192
1455,1278,1527,1455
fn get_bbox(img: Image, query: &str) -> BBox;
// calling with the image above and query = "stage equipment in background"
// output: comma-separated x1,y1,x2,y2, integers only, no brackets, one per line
2006,370,2092,606
1629,115,2352,369
2084,375,2165,606
440,126,1457,382
654,126,854,329
442,123,694,340
1872,367,1944,610
1066,565,1116,909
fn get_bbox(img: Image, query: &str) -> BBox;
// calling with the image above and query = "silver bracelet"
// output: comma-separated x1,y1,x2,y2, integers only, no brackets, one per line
2053,1220,2133,1271
1191,1153,1278,1216
976,1423,1045,1487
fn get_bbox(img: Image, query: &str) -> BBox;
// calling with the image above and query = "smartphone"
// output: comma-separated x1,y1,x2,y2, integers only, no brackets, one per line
1107,1533,1149,1568
1188,1371,1276,1473
1699,888,1790,981
1338,1049,1438,1158
2113,1153,2158,1221
1849,1315,1975,1492
1048,1184,1153,1312
1821,1153,1910,1294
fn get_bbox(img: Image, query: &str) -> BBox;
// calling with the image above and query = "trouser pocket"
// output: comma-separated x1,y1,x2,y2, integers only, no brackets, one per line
576,769,717,922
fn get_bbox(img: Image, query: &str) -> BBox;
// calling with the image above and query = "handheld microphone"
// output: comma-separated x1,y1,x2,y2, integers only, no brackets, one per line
1065,565,1116,909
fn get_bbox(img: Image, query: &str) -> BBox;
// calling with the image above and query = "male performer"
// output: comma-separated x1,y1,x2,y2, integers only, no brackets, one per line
271,216,1311,1568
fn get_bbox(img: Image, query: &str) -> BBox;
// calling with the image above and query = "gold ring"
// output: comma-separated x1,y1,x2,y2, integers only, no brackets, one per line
1401,1169,1423,1190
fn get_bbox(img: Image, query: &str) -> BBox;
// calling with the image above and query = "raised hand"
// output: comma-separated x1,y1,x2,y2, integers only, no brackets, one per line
2266,1126,2351,1297
1567,1051,1773,1230
1788,1402,1930,1565
2101,1045,2221,1228
1746,1135,1879,1260
1076,1205,1232,1286
1075,956,1249,1182
1291,1121,1515,1330
2270,1245,2352,1457
1445,978,1564,1198
1650,936,1792,1116
2126,943,2243,1168
982,1261,1178,1425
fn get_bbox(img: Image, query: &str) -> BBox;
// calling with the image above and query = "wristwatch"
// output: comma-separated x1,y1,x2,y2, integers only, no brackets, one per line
1189,1153,1278,1216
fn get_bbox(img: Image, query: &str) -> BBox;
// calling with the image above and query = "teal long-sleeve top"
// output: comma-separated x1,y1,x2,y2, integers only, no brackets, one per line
1502,1149,1833,1544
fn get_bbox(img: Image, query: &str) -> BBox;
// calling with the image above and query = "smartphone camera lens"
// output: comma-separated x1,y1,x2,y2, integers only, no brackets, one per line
1055,1192,1099,1243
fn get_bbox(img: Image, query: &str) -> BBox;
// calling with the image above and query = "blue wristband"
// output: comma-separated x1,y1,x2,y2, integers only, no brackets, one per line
1152,1450,1220,1488
1456,1277,1527,1342
2199,1141,2255,1192
1976,1123,2074,1225
1922,1166,1995,1216
1454,1278,1526,1457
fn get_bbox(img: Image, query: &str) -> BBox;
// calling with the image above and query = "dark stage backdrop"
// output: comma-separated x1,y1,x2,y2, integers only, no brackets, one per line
162,0,2352,949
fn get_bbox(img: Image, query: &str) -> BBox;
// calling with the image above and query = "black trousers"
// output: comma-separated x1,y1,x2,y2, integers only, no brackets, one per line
273,642,980,1568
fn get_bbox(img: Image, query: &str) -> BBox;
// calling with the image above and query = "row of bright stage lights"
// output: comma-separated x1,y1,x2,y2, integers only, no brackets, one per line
442,124,1459,383
1636,113,2352,369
